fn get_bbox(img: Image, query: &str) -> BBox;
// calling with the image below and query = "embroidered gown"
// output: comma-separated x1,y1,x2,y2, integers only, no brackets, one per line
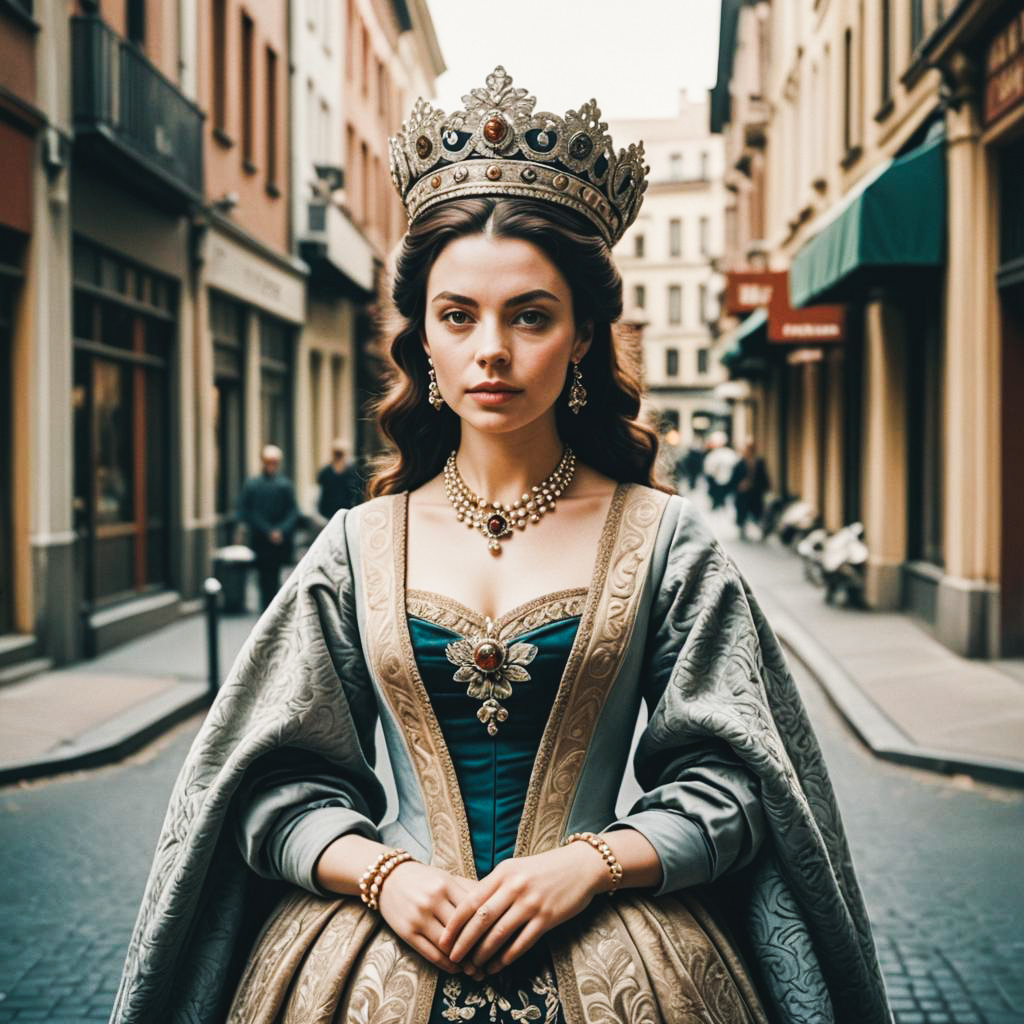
108,485,892,1024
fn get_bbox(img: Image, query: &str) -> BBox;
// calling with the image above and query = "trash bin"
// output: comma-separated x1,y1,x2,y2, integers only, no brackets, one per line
212,545,256,614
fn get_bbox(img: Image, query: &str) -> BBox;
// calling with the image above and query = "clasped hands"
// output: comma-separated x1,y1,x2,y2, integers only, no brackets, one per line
378,844,609,979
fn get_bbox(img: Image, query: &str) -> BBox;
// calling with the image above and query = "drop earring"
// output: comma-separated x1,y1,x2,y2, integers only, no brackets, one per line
568,361,587,414
427,356,444,410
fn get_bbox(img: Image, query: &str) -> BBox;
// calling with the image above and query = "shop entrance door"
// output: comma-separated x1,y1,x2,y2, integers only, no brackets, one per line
1000,284,1024,655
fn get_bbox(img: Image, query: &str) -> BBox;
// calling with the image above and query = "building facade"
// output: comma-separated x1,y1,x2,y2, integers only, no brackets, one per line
0,0,443,675
713,0,1019,658
610,95,730,448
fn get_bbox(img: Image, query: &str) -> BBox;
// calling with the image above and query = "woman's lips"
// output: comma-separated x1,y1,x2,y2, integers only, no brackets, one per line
467,389,520,406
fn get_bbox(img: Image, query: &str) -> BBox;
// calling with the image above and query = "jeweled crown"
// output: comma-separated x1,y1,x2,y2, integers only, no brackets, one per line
388,67,649,247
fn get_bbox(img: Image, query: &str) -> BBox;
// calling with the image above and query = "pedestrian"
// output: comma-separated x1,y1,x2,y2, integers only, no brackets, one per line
111,67,889,1024
236,444,299,612
676,439,705,491
731,439,771,539
703,430,739,509
316,440,364,519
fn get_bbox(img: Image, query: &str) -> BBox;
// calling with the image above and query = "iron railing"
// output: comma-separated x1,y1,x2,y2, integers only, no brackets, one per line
71,15,203,200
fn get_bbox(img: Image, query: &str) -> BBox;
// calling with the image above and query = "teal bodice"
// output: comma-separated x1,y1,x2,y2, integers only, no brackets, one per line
406,606,580,879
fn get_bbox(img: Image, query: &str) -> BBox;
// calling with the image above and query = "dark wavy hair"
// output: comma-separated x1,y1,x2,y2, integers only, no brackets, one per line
367,196,672,496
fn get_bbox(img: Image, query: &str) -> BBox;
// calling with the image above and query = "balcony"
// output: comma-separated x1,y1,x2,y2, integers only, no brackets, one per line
301,200,375,295
71,15,203,205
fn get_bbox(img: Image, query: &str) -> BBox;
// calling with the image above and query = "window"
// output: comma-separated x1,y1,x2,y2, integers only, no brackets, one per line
699,216,710,256
697,348,710,375
634,284,646,309
126,0,145,46
634,233,645,258
377,60,387,117
911,0,924,50
880,0,892,107
360,141,369,224
265,47,278,190
669,218,682,258
668,285,682,325
700,150,709,180
259,316,294,465
210,293,246,528
669,153,682,180
212,0,227,135
241,12,255,168
665,348,679,377
361,27,370,95
910,0,944,55
843,26,854,154
310,350,323,465
347,3,357,79
698,283,707,324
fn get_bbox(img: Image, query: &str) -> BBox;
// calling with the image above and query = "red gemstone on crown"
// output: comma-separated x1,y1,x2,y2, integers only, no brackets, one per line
483,116,508,144
474,640,505,672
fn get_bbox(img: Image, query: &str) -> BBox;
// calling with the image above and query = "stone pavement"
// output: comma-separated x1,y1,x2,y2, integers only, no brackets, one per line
0,608,258,784
700,499,1024,788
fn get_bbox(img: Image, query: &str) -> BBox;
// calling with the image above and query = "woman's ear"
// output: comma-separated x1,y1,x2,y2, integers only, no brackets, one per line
573,321,594,363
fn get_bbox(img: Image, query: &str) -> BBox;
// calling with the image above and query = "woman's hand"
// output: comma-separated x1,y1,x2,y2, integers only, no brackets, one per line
438,844,608,975
376,860,488,979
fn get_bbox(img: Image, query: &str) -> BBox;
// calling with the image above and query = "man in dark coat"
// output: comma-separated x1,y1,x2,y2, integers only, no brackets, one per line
730,439,771,539
316,441,364,519
237,445,299,611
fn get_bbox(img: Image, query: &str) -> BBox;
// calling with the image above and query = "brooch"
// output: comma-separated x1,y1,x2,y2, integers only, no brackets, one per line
445,617,538,736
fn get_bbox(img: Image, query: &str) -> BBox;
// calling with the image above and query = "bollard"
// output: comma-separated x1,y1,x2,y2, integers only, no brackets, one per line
203,577,223,702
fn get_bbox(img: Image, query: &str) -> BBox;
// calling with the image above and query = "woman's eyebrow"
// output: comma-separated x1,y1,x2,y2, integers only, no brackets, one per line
431,291,478,306
505,289,560,307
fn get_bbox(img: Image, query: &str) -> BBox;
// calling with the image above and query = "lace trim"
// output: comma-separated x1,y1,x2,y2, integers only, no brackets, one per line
406,587,589,639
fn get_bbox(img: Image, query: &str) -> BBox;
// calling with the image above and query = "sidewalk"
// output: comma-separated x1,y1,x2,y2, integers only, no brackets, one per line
705,502,1024,787
0,608,258,785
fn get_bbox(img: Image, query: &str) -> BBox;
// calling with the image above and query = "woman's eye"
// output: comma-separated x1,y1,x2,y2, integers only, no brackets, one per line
515,309,548,328
442,310,472,326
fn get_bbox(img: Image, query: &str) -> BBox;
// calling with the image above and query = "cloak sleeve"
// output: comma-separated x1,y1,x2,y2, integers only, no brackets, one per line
604,496,889,1024
110,508,388,1024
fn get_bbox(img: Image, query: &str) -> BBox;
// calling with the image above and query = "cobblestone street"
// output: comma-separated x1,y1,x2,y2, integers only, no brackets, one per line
1,621,1022,1023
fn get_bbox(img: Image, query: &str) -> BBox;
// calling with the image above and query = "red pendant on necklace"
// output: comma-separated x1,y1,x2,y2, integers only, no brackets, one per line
473,639,505,672
486,512,509,537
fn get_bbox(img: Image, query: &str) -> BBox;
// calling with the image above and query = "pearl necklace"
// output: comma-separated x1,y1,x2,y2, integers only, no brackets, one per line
443,447,577,553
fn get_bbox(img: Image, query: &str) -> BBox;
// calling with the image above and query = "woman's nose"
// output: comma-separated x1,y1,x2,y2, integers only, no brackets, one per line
474,318,510,365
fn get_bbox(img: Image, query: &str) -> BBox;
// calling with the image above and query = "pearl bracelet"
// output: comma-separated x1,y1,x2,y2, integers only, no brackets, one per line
563,831,624,892
358,848,413,910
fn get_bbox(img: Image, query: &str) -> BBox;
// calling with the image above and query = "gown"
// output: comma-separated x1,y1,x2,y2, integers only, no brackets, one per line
108,485,892,1024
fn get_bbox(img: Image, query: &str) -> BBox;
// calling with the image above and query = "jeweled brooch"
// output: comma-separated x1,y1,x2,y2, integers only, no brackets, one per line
444,617,538,736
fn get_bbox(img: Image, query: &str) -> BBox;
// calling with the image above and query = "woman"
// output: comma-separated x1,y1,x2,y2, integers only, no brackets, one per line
110,69,889,1024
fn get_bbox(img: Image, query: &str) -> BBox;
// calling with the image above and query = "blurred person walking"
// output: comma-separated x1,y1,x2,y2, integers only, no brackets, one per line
731,439,770,539
317,441,364,519
676,440,705,492
237,445,299,611
703,431,738,509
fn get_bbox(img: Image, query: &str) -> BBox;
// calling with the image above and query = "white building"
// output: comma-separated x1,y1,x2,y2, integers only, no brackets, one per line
610,94,730,447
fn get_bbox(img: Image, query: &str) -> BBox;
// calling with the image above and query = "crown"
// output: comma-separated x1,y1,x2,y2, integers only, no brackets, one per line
388,67,649,247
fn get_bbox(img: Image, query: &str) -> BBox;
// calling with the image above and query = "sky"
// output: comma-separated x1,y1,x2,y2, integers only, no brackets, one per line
427,0,723,123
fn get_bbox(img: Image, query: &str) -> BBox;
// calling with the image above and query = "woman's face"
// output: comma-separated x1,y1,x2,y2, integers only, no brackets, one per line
422,233,591,436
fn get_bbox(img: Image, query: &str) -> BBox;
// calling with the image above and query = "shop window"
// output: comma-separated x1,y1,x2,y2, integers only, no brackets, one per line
211,293,246,528
72,241,174,606
310,350,323,465
126,0,145,46
331,355,345,439
260,315,294,467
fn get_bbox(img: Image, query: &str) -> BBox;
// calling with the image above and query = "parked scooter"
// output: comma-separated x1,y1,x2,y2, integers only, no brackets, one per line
820,523,868,607
797,528,828,586
776,501,818,546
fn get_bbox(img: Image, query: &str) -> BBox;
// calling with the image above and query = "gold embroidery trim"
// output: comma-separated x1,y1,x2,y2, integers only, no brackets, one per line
515,485,671,858
406,587,589,638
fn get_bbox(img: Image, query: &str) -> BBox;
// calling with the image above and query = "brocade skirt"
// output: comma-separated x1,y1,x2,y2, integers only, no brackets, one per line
226,888,768,1024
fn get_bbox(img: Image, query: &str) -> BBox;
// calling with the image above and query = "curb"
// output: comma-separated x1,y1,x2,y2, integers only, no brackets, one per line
0,682,209,787
760,593,1024,789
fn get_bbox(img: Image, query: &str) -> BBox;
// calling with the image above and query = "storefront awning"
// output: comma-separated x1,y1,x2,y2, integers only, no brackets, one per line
721,308,768,370
790,130,946,307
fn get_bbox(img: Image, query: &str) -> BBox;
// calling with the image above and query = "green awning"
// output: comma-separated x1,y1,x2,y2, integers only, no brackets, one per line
721,308,767,370
790,131,946,307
